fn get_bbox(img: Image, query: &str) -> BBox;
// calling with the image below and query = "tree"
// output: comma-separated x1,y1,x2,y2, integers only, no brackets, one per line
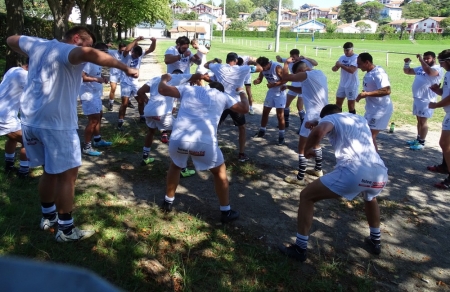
338,0,364,23
377,23,395,40
74,0,94,25
250,0,293,13
46,0,76,40
220,0,239,19
250,7,267,21
355,21,371,33
441,17,450,32
362,1,384,22
228,19,248,30
175,11,198,20
399,21,407,39
267,20,276,31
325,23,337,33
236,0,255,14
23,0,52,18
402,2,434,19
5,0,25,73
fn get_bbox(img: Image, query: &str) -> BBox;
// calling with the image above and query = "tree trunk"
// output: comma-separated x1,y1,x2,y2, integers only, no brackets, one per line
47,0,76,40
117,23,122,40
4,0,24,74
75,0,94,25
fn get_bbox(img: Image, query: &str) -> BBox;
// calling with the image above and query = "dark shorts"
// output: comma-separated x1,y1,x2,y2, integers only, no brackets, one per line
219,109,246,127
244,83,251,87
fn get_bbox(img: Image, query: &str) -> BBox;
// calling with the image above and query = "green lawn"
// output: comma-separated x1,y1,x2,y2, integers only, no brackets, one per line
156,37,450,130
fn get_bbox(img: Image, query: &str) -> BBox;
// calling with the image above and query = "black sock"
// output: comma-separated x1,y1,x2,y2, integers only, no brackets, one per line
58,212,74,234
418,139,425,145
94,136,101,142
83,142,92,150
349,109,356,114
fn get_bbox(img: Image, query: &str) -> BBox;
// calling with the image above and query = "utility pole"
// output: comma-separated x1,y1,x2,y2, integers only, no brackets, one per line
222,0,226,43
274,0,282,52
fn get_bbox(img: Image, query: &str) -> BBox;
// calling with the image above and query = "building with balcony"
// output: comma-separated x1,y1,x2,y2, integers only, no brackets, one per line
417,17,446,33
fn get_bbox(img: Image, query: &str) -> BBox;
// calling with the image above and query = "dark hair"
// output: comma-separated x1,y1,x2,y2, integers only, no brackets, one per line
237,57,244,66
209,81,225,92
292,61,306,73
289,49,299,56
94,42,108,52
320,104,342,118
423,51,436,58
343,42,353,49
176,36,190,46
132,46,143,57
256,56,270,67
438,49,450,60
118,42,126,49
358,52,373,64
171,69,183,74
64,26,96,44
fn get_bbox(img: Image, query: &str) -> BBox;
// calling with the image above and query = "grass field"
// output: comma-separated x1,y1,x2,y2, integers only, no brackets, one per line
156,37,450,130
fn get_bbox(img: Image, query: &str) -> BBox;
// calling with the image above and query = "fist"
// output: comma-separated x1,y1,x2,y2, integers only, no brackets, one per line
286,57,294,63
404,58,411,63
183,51,191,57
150,37,156,42
137,36,144,41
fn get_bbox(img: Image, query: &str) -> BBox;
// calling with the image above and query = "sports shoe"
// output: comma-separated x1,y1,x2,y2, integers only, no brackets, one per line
278,243,307,262
410,144,424,150
55,227,95,242
40,215,58,230
249,108,255,115
364,236,381,255
284,175,306,186
141,157,155,165
107,103,113,111
434,178,450,189
277,137,285,146
127,101,135,108
17,171,29,179
139,117,146,123
93,140,112,147
82,148,102,156
221,209,240,223
161,133,169,144
161,200,173,212
254,130,265,138
306,169,323,177
406,139,418,145
238,153,250,162
427,164,448,174
180,168,196,178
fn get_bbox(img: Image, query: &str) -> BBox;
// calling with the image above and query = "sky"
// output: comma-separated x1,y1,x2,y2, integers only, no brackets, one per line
292,0,342,9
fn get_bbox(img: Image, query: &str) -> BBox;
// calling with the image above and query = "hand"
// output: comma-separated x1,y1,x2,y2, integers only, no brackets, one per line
304,121,316,130
280,85,286,91
335,61,341,68
404,57,411,63
429,83,441,93
253,79,261,85
183,51,191,57
150,37,156,42
304,148,316,159
161,73,172,82
285,57,294,64
266,83,275,89
276,55,282,62
126,68,139,78
137,36,144,41
428,102,437,109
356,91,366,102
416,54,423,61
299,55,305,60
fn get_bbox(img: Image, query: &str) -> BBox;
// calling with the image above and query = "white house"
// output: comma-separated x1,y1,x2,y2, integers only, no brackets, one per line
198,12,218,24
355,19,378,33
389,18,423,34
215,15,231,31
248,20,270,31
168,20,212,40
335,23,360,33
192,3,222,17
133,21,166,38
380,5,402,21
417,17,446,33
238,12,250,21
291,20,326,33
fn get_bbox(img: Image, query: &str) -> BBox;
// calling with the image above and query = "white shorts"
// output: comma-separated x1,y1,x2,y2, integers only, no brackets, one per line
365,110,393,131
336,84,359,100
244,73,252,85
169,140,224,171
81,98,102,116
110,72,121,83
22,126,81,174
0,118,21,136
299,111,320,137
413,99,434,118
320,162,388,201
196,67,208,75
145,114,173,131
287,90,301,97
121,83,139,98
442,113,450,130
263,91,286,109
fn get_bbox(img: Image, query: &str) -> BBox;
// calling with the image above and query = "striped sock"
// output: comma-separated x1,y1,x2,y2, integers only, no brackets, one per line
314,148,322,171
369,226,381,243
58,213,74,235
297,154,307,180
295,233,309,250
143,146,151,159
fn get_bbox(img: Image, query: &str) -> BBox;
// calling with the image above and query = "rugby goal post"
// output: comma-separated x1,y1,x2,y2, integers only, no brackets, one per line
296,32,314,42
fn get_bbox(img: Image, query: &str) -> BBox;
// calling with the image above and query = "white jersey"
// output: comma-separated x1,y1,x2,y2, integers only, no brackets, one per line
238,55,252,82
195,45,208,74
362,66,392,115
321,112,385,168
262,61,283,95
412,64,442,102
208,63,251,99
0,67,28,123
144,74,192,116
442,71,450,113
171,85,237,145
281,57,313,87
120,54,144,87
108,49,123,75
302,70,329,117
165,46,192,74
337,53,359,88
79,63,103,100
19,36,83,130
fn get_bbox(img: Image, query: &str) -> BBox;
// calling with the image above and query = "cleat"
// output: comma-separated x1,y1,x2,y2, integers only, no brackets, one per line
55,227,95,242
127,101,135,108
285,121,289,128
277,137,285,146
17,171,29,179
139,117,146,123
278,243,307,262
93,140,112,147
434,178,450,189
107,103,113,111
221,209,239,223
410,144,424,150
365,236,381,255
254,130,265,138
406,139,418,145
427,164,448,174
141,157,155,165
161,200,173,212
249,108,255,115
180,168,196,178
305,169,323,177
40,215,58,230
284,175,306,186
238,153,250,162
82,148,102,156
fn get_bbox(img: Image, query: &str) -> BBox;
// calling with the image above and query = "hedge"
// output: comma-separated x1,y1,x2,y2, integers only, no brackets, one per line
213,30,450,41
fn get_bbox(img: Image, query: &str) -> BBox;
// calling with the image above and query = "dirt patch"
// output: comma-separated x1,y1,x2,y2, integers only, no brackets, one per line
77,52,450,291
